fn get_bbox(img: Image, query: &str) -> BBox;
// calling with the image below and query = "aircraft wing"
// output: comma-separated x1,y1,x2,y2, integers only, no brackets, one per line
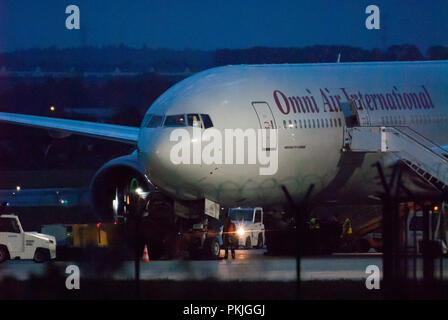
0,112,139,145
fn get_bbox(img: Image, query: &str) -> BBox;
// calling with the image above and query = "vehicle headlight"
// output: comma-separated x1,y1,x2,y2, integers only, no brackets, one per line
237,228,245,237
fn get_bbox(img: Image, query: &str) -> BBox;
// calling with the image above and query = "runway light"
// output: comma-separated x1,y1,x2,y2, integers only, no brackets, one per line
434,206,439,211
50,106,55,111
96,222,101,228
16,186,20,191
237,227,245,237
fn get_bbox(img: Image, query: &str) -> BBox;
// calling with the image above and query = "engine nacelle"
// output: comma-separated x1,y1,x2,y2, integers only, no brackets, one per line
89,151,154,222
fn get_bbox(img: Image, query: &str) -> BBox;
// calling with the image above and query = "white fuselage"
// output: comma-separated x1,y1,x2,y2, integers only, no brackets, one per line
137,61,448,207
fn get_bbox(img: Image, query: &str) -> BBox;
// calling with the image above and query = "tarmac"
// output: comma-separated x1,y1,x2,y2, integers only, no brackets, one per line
1,249,447,282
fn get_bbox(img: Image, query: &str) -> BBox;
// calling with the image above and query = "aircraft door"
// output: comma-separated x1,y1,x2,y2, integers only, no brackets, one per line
341,99,371,127
252,102,277,129
252,102,277,151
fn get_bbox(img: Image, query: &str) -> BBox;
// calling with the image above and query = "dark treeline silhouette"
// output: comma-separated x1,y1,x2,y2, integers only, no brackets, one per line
0,44,447,73
0,45,213,73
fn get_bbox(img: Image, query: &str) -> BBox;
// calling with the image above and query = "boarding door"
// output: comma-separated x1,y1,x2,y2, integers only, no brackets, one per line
252,102,277,151
341,99,371,127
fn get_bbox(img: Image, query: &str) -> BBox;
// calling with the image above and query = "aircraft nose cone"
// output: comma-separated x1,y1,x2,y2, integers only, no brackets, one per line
138,128,181,184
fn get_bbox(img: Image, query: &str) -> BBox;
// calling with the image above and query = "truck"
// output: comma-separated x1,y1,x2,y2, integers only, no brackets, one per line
228,207,265,248
0,214,56,263
406,208,448,254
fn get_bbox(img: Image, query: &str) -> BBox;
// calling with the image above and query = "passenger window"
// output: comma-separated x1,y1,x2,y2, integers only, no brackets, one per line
200,114,213,129
325,119,328,127
321,119,324,128
334,119,338,127
254,210,262,223
283,120,287,129
338,119,342,127
164,114,186,127
294,120,298,128
288,120,293,128
187,114,202,128
299,120,303,129
316,119,320,128
147,115,163,128
0,218,20,233
312,119,316,128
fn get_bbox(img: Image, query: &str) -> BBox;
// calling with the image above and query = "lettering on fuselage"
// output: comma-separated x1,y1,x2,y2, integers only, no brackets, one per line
274,85,435,115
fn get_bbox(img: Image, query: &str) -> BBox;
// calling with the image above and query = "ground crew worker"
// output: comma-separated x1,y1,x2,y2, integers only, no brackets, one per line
341,217,352,237
309,217,320,230
222,216,236,259
341,217,353,250
307,217,321,254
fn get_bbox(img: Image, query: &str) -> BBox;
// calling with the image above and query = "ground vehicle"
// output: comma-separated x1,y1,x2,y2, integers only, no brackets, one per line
0,214,56,263
407,208,448,254
228,207,265,248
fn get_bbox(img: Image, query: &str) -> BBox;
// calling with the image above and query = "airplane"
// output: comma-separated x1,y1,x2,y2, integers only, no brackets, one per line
0,60,447,256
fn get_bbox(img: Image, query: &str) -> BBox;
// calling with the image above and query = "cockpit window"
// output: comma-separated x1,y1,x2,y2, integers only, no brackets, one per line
147,115,163,128
141,113,152,128
164,114,186,127
200,114,213,129
187,114,202,128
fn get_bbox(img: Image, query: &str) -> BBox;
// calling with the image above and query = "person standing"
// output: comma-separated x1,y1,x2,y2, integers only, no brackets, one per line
341,217,353,251
222,216,236,259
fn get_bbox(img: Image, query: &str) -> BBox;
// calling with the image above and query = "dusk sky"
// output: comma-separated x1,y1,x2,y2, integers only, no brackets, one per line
0,0,446,52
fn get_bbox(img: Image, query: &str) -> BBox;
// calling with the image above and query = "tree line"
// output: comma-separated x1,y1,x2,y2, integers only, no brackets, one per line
0,44,447,73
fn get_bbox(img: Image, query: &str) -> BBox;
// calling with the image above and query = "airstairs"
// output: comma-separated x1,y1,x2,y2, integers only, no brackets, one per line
343,126,448,192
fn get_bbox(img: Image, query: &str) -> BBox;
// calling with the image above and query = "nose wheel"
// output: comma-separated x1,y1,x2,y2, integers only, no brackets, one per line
112,178,148,224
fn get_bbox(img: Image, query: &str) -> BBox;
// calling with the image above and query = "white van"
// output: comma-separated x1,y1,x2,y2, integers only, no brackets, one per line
0,214,56,263
228,207,265,248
